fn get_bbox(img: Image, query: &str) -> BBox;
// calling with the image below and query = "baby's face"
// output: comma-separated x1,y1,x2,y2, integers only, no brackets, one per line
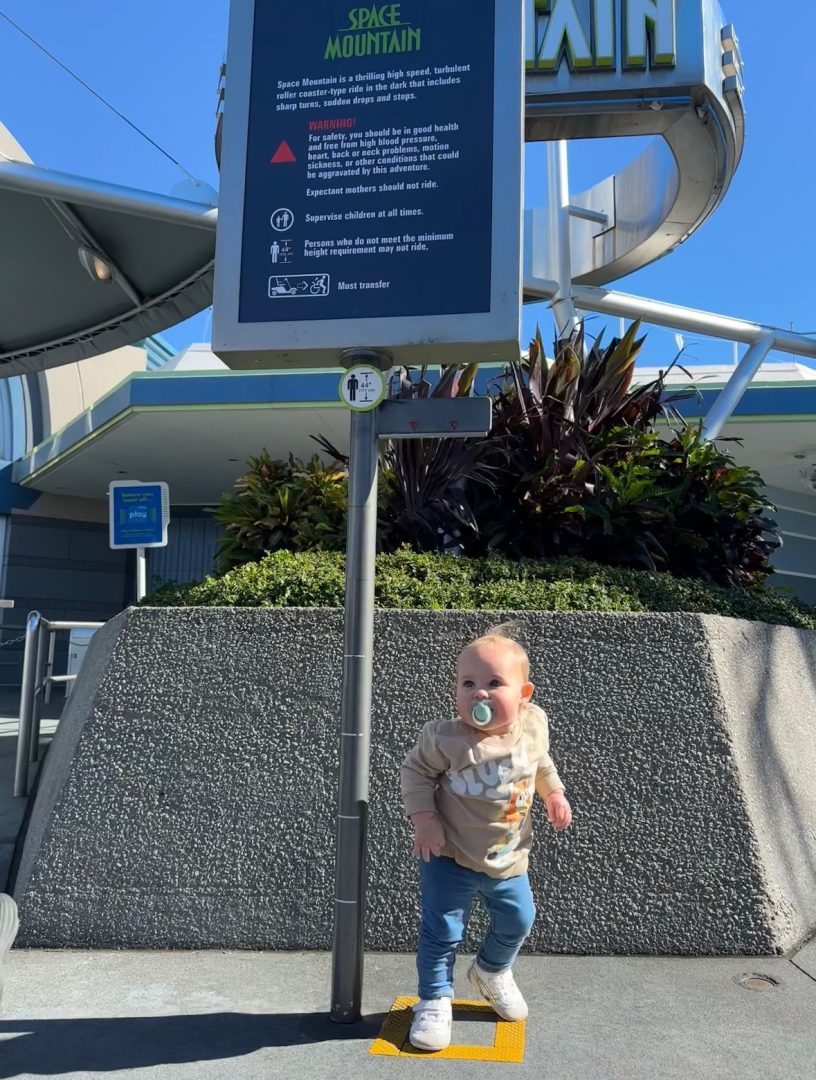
455,642,533,735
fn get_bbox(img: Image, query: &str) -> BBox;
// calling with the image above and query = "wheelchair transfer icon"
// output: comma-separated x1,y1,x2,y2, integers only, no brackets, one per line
267,274,330,298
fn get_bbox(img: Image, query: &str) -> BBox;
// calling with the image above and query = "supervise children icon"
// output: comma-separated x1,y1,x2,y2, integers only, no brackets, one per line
338,365,386,411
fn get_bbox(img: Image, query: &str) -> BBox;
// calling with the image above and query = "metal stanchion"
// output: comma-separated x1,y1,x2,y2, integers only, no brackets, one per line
29,618,50,764
136,547,147,601
14,611,41,797
44,630,57,706
329,389,380,1024
13,614,103,796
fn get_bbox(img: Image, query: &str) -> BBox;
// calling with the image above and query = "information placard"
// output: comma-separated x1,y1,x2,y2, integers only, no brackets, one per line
213,0,523,369
109,481,170,549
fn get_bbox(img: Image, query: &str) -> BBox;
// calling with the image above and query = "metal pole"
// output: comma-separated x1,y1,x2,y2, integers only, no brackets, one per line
29,620,50,764
546,140,580,339
44,628,56,706
0,159,218,230
136,547,147,601
701,336,775,441
14,611,41,797
330,374,380,1024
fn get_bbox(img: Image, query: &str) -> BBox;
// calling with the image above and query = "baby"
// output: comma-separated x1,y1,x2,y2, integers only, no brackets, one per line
400,627,572,1050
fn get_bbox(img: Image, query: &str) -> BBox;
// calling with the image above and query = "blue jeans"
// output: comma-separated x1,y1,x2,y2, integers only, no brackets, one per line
417,855,536,1000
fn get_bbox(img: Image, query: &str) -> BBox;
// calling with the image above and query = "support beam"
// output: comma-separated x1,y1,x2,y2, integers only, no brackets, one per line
523,278,816,360
701,337,775,441
546,141,580,338
568,205,609,226
0,159,217,230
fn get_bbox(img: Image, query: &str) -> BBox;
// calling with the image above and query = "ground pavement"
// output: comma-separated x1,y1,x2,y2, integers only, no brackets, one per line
1,945,815,1080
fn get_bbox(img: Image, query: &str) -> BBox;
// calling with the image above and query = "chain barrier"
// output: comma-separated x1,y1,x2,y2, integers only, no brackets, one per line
0,632,27,650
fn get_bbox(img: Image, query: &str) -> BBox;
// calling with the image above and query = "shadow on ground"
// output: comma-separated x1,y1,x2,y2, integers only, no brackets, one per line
0,1011,386,1076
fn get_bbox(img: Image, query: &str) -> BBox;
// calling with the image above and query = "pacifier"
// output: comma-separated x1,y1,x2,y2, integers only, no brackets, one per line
471,701,494,727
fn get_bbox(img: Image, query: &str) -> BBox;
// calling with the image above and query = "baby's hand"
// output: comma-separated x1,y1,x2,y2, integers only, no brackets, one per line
410,811,447,862
546,792,572,831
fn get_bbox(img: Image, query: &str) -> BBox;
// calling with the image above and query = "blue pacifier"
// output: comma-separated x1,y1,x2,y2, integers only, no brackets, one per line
471,701,494,727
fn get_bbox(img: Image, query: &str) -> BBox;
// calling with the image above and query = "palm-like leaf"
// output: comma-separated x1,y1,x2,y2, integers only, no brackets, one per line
378,364,502,552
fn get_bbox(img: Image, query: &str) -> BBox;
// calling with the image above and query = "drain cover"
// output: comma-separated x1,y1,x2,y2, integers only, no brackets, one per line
736,974,780,991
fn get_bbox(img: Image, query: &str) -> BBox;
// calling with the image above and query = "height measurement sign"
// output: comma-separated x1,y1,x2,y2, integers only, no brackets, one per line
213,0,524,369
338,365,386,411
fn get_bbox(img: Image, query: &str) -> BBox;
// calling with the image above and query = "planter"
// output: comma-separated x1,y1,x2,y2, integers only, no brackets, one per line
12,608,816,955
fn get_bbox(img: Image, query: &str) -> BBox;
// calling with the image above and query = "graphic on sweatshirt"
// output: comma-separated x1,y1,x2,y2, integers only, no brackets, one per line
447,740,532,801
486,779,533,869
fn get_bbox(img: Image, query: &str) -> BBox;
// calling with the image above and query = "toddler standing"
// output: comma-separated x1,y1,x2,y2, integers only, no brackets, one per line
400,628,572,1050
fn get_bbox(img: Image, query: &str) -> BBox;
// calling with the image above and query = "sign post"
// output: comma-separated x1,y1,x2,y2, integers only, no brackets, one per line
108,481,170,601
214,0,523,1023
331,357,493,1023
331,351,384,1023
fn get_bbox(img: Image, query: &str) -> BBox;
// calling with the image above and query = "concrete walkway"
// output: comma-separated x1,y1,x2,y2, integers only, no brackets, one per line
1,946,815,1079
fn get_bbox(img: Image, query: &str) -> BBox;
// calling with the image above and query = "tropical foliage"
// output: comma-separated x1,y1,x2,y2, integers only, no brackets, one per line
211,323,782,588
212,451,347,571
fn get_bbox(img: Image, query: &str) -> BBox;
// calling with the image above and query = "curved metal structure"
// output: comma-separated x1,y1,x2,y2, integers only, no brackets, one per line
0,155,216,378
524,3,745,289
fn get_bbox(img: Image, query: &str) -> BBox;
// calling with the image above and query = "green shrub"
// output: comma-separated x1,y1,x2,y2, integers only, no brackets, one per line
144,549,816,630
211,451,347,571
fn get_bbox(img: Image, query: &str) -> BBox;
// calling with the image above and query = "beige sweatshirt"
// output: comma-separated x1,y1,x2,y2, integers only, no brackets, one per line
400,702,565,879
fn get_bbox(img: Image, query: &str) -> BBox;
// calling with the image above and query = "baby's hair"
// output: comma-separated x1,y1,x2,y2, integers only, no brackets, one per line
460,621,530,681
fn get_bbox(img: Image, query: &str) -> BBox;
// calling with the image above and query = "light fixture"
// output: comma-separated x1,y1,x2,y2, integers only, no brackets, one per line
77,246,114,284
721,24,740,56
721,50,742,79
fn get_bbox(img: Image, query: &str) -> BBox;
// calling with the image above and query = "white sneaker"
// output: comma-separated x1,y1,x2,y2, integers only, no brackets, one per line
467,959,528,1021
409,996,453,1050
0,894,20,1006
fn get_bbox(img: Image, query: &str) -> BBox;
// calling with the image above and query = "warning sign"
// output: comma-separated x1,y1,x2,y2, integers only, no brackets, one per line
270,140,296,164
212,0,523,370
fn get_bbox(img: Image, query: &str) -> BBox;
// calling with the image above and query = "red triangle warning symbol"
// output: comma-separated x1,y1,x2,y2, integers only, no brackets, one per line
450,419,459,430
270,141,296,164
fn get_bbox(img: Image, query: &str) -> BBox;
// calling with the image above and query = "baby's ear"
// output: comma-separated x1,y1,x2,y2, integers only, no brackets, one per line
521,681,534,702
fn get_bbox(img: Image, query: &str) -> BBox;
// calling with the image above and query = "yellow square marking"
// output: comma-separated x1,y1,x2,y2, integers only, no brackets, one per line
370,996,526,1062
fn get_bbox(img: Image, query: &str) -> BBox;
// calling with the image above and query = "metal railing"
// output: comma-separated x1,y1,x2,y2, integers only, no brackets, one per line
14,611,103,798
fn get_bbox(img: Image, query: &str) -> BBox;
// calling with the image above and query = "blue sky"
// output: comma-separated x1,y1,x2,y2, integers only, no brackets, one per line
1,0,814,368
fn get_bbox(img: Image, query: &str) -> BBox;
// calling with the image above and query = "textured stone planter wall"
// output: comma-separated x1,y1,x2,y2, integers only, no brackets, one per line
11,608,816,955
